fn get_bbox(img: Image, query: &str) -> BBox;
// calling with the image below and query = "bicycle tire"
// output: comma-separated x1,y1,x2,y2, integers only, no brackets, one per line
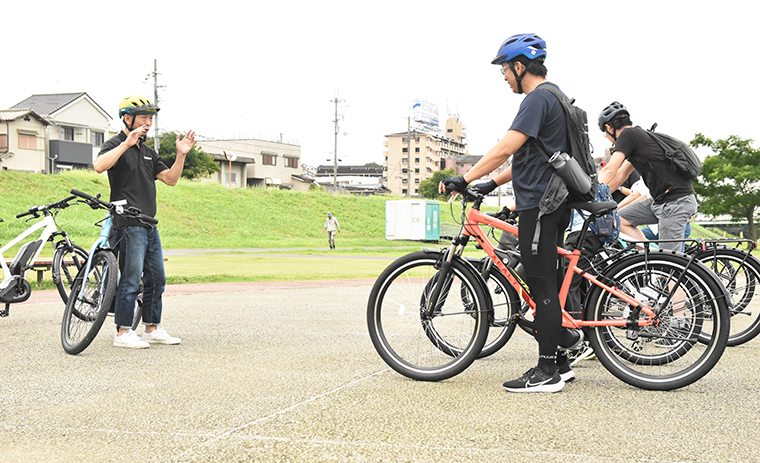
131,294,143,331
463,261,520,358
52,243,89,304
694,246,760,346
584,250,730,391
61,250,118,355
367,251,490,382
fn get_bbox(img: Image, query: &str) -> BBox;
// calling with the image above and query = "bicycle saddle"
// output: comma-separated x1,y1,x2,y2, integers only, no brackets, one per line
567,201,617,216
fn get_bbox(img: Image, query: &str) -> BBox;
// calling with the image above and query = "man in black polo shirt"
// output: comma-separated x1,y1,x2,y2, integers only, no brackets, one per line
94,95,196,349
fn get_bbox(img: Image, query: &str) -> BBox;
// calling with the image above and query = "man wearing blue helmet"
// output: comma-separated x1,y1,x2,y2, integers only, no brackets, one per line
439,33,574,393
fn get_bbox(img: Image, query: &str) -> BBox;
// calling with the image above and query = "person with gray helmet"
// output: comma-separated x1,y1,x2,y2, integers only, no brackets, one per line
323,212,340,249
597,102,697,252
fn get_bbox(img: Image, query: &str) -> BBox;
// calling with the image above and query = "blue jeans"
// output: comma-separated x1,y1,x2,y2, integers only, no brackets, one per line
114,226,165,329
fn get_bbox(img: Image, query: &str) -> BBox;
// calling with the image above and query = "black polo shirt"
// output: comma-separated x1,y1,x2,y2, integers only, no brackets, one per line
98,131,168,226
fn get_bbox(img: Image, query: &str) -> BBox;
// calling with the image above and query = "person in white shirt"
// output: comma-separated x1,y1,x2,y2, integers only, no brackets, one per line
323,212,340,249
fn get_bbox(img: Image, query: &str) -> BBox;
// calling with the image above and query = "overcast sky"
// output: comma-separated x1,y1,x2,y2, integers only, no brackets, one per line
4,0,758,171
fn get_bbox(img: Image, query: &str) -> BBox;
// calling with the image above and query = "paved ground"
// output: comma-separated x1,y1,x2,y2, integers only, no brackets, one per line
2,281,759,463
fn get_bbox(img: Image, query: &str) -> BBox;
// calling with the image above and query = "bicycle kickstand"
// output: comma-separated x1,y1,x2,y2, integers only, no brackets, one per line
0,303,9,318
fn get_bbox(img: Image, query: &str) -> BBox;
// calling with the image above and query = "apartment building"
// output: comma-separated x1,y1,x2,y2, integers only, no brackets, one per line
382,117,468,196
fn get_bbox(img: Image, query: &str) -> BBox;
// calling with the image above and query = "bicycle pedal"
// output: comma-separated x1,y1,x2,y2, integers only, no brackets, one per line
626,329,639,341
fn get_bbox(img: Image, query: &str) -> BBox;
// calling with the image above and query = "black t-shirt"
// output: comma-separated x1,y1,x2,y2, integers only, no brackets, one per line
509,82,569,211
98,131,168,225
613,126,694,204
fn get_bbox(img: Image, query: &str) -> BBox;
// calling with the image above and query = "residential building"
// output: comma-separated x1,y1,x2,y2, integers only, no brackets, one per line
195,138,309,191
0,110,50,172
383,117,468,196
8,93,114,172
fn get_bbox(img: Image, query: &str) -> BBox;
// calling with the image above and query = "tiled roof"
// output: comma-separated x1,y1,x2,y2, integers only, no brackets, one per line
10,92,110,119
11,93,85,115
0,109,50,125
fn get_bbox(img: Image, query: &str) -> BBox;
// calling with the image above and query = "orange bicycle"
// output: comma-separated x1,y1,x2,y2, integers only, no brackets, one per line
367,189,730,390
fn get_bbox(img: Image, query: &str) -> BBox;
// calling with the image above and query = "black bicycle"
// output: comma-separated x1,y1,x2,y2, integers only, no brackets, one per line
61,190,156,355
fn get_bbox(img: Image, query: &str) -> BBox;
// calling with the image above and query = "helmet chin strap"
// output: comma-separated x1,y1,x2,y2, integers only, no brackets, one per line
508,61,527,94
605,127,618,142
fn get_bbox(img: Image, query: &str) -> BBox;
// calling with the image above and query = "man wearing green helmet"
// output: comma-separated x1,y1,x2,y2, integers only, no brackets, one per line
439,33,576,393
94,95,196,349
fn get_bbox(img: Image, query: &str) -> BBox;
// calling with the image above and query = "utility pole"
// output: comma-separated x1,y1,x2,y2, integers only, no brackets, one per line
330,93,345,188
145,59,164,155
153,59,159,155
407,116,412,197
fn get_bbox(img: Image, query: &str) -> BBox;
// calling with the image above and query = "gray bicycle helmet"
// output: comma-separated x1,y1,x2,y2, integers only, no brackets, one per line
598,101,629,132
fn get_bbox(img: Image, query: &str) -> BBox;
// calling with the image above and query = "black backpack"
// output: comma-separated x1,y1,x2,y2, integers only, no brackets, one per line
647,123,702,180
534,83,597,202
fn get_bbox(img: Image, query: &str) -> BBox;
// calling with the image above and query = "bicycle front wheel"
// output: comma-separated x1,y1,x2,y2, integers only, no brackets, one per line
367,252,490,382
585,251,730,391
61,250,118,355
52,243,89,304
695,246,760,346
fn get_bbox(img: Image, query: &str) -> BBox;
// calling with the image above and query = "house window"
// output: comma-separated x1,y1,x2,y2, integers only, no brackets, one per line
224,172,237,184
285,157,299,168
262,154,276,165
0,134,6,150
19,134,37,149
415,178,420,184
91,131,104,146
415,158,420,163
63,127,75,141
415,147,420,153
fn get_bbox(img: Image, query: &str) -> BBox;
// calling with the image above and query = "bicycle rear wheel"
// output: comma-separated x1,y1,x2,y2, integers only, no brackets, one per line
53,243,88,304
585,251,730,391
367,251,490,382
694,246,760,346
463,261,519,358
61,250,118,355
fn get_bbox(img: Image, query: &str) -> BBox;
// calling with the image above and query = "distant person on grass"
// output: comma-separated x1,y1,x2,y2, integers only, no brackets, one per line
323,212,340,249
94,95,196,349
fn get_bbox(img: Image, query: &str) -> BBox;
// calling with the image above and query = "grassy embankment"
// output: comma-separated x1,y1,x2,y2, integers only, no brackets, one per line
0,170,745,288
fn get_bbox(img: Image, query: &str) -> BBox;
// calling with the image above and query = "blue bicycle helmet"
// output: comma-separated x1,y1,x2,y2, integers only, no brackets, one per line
491,33,546,65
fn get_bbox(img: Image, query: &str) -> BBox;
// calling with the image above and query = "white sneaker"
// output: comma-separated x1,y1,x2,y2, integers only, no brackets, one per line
141,327,182,345
114,330,150,349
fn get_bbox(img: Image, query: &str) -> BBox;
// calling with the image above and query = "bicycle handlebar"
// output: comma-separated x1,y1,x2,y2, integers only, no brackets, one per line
16,194,79,219
70,189,158,226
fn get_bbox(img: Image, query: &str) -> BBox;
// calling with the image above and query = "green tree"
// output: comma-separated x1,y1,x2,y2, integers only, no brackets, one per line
418,168,455,200
150,132,220,180
690,133,760,241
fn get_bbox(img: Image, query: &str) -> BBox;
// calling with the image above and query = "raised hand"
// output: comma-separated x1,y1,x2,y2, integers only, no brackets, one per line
176,130,196,157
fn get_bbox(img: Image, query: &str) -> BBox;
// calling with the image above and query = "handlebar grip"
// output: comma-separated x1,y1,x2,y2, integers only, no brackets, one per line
141,215,159,226
16,210,34,219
